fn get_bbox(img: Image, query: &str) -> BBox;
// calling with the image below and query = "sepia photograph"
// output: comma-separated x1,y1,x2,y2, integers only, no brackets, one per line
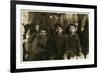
22,11,89,61
11,1,97,72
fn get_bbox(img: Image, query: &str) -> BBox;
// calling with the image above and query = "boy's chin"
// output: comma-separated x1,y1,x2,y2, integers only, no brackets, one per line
41,36,46,38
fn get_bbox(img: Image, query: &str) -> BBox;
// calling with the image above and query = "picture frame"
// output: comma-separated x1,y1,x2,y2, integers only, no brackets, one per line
10,0,97,72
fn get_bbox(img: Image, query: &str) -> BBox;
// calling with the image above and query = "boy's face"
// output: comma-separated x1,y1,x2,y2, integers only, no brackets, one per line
57,26,63,34
40,30,47,38
69,25,76,33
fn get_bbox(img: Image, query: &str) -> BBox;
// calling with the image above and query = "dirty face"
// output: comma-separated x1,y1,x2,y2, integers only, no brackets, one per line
69,25,76,33
40,30,47,38
57,26,63,34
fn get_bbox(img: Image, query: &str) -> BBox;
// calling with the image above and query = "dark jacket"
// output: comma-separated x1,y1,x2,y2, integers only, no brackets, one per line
53,33,65,59
64,33,81,57
28,36,48,61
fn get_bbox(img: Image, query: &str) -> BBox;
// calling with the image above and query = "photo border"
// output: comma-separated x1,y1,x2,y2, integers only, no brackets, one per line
10,0,97,72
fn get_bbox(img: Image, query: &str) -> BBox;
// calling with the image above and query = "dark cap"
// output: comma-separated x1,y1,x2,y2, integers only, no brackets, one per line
55,22,63,29
69,23,78,28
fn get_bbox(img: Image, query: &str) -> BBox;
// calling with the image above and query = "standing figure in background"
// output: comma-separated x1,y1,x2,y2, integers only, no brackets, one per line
64,24,82,59
28,24,40,43
29,24,40,43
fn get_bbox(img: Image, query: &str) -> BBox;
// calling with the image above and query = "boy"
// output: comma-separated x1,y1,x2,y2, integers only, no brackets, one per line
64,24,82,59
27,28,48,61
53,24,65,60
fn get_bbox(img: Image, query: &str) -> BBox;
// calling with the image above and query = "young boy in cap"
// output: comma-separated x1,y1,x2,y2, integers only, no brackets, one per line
64,24,82,59
53,24,65,60
27,27,48,61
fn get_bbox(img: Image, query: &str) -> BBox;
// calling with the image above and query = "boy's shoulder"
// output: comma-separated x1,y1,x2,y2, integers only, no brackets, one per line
74,33,80,40
64,33,79,39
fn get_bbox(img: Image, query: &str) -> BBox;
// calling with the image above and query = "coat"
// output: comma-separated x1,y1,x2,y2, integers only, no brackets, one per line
64,33,82,57
53,33,65,59
27,36,48,61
